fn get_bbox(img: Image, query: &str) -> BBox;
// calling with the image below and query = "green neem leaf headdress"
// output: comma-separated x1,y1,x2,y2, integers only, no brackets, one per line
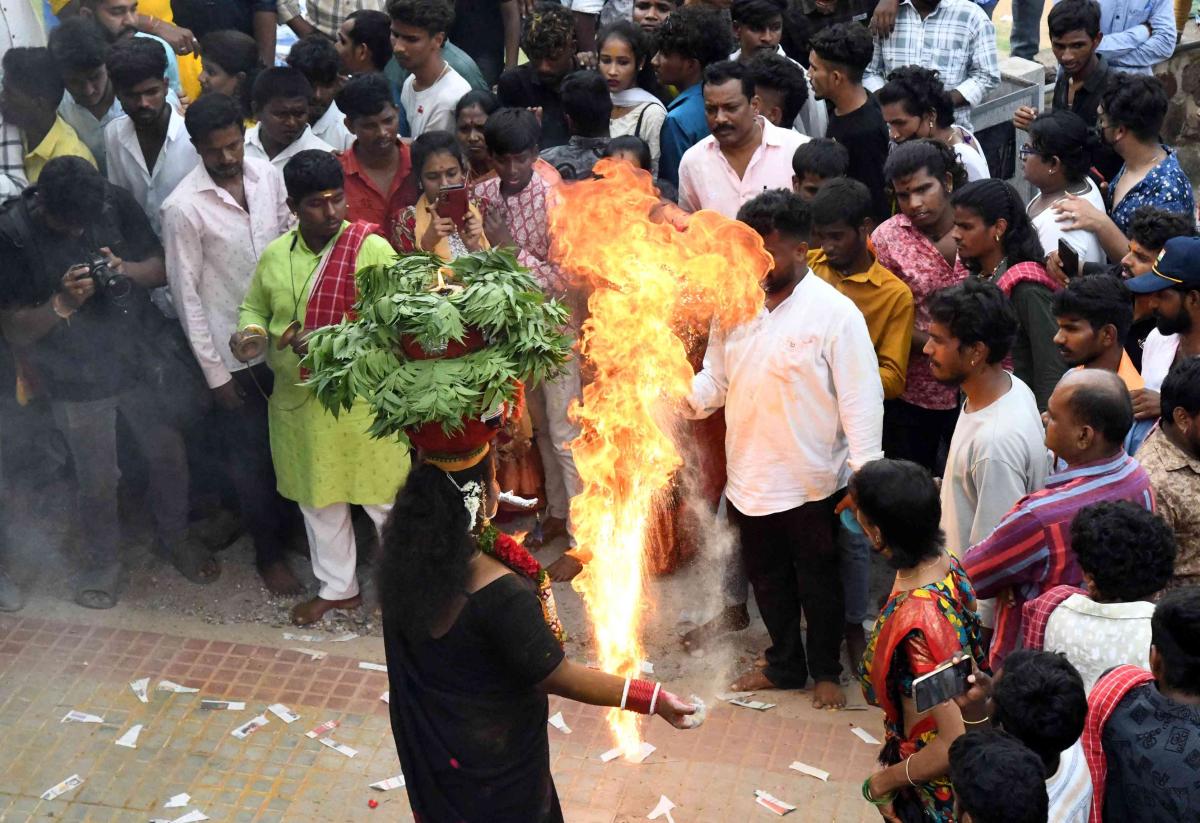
303,249,573,440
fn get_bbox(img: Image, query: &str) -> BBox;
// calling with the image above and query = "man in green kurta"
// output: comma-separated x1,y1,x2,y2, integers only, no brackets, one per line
235,149,409,626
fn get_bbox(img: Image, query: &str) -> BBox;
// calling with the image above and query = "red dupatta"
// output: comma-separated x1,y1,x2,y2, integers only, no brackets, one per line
1021,584,1088,651
303,220,378,331
1082,664,1155,822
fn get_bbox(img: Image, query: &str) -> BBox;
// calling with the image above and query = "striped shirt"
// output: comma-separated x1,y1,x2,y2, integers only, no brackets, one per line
1045,741,1093,823
962,452,1154,668
862,0,1000,130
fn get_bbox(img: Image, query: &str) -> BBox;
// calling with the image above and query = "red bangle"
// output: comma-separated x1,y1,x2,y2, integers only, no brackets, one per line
625,678,658,714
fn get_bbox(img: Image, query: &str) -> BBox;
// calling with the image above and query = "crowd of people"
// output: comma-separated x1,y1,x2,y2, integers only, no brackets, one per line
1,0,1199,820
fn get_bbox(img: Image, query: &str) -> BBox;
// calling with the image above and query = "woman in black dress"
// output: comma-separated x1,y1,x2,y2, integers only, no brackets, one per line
380,457,698,822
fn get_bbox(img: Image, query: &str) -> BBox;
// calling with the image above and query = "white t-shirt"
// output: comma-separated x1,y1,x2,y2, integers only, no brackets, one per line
953,127,991,181
401,64,472,137
1045,741,1093,823
1141,328,1180,391
1044,594,1155,694
1028,178,1107,268
940,374,1050,555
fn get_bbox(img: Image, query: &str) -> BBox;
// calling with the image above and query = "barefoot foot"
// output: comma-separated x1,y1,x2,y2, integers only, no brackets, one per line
681,604,750,652
524,516,568,549
730,668,778,692
260,560,305,596
812,680,846,709
291,594,363,626
546,553,584,582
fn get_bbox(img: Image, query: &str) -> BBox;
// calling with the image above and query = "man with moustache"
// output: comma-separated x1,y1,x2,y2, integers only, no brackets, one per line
925,278,1049,557
686,188,883,708
497,3,578,149
78,0,184,98
103,37,198,236
677,60,807,218
163,93,299,596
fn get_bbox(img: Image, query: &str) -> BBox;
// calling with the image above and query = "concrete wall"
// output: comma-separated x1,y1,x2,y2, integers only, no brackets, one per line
1157,38,1200,184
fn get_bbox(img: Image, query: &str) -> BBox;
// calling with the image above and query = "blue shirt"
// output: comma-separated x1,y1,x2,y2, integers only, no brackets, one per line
1109,148,1195,237
659,84,709,188
1087,0,1177,72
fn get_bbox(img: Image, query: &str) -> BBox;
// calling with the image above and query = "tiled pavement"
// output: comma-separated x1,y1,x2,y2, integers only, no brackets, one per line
0,615,883,822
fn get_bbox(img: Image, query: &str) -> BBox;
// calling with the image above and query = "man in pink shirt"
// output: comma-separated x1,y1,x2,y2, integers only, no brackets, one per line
677,60,808,218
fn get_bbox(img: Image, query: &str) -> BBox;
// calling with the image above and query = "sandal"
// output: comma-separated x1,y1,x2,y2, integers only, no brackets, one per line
154,536,220,584
74,564,120,610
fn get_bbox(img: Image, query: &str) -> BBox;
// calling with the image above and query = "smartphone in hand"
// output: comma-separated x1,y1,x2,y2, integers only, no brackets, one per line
436,184,470,232
1058,238,1082,280
912,655,974,713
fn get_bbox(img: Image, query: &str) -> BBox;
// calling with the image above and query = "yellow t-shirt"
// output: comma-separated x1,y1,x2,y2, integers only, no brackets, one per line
25,116,96,182
133,0,203,101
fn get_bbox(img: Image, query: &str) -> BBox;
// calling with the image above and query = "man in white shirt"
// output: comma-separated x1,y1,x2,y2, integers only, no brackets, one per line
993,650,1093,823
678,60,808,219
687,188,883,708
162,93,300,596
390,0,471,136
50,18,123,172
103,37,199,236
286,34,354,151
926,278,1049,555
245,67,335,171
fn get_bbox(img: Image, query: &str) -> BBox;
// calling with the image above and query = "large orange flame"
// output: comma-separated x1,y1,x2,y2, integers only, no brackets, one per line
550,159,771,753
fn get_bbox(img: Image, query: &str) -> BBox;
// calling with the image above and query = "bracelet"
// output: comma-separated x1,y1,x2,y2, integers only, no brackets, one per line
861,776,897,806
619,677,631,710
623,678,659,714
904,753,917,787
51,293,74,321
963,716,991,725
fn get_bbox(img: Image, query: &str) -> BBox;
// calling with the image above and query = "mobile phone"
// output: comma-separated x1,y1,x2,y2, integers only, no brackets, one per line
436,184,470,231
1058,238,1082,280
912,655,973,713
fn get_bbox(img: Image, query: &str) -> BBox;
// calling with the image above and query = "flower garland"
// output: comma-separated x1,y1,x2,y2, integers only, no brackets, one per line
479,523,566,645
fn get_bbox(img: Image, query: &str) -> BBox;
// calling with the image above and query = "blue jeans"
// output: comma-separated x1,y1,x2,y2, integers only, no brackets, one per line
839,525,874,626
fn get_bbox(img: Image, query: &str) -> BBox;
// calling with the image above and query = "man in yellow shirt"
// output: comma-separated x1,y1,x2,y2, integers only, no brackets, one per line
808,177,914,400
0,47,96,182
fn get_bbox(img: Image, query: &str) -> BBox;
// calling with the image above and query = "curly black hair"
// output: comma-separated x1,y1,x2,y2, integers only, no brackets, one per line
286,35,341,87
746,51,809,125
654,5,733,69
48,17,109,74
521,2,576,60
1051,274,1133,345
949,731,1049,823
1162,355,1200,424
808,22,874,82
386,0,454,35
950,179,1047,269
927,278,1020,364
993,650,1088,772
876,65,955,130
883,137,967,191
736,188,811,243
1072,500,1176,601
1100,72,1168,141
1128,206,1195,252
105,35,168,93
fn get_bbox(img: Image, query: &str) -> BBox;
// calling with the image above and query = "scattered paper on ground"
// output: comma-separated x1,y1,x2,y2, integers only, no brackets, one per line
330,632,359,642
61,710,103,724
289,646,326,661
318,737,358,757
267,703,299,723
648,794,676,821
40,774,84,801
231,714,269,739
130,677,150,703
200,700,245,711
169,811,209,823
716,691,755,702
601,742,655,763
753,790,796,815
640,660,654,675
730,698,776,711
305,719,339,739
358,661,387,672
850,725,881,745
164,793,190,808
789,761,829,781
115,724,143,748
380,691,390,704
548,712,571,734
282,632,323,642
157,680,199,694
370,775,406,791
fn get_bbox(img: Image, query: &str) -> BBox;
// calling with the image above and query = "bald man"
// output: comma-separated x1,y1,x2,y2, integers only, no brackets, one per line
963,369,1156,668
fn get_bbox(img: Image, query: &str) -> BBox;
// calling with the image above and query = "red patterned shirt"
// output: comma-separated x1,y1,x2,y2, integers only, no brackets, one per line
472,173,569,298
871,213,969,410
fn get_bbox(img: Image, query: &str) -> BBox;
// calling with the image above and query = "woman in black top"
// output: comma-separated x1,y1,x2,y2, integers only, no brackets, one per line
380,457,698,822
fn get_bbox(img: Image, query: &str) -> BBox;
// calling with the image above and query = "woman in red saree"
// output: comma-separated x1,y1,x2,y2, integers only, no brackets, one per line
851,460,986,823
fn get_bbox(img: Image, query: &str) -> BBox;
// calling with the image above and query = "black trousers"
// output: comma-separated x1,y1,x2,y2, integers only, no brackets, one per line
210,364,291,569
729,493,844,688
882,398,959,477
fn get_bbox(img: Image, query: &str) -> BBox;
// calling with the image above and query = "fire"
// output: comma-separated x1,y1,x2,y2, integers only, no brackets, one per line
550,159,770,753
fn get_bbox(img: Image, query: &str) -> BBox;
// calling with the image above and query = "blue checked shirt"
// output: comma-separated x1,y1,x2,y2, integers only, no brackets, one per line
863,0,1000,130
1088,0,1177,73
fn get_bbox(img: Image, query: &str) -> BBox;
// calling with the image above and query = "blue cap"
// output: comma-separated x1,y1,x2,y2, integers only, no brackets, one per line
1126,236,1200,294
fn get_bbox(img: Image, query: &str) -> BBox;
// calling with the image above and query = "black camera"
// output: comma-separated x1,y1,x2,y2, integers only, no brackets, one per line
84,254,131,300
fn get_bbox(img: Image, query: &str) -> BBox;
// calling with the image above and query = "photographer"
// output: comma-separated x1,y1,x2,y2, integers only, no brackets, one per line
0,156,219,610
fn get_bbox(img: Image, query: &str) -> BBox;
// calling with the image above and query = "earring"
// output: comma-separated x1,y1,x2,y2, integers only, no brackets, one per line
994,234,1001,242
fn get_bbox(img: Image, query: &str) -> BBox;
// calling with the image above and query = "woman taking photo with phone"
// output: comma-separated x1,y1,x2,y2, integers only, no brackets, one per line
395,130,488,258
852,459,985,823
